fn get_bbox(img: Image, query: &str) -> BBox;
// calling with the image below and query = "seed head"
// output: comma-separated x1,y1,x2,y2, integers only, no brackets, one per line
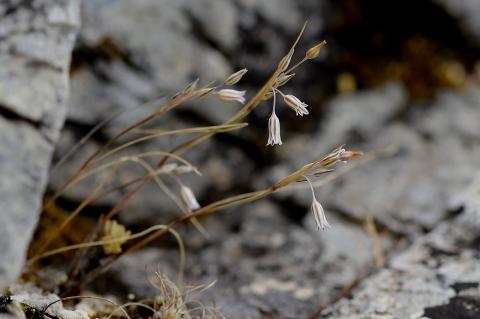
224,68,248,85
305,40,327,59
267,111,282,146
180,185,200,212
283,94,309,116
311,199,330,230
217,89,246,104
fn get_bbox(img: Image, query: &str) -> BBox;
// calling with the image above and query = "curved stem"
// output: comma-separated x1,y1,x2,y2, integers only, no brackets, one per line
303,174,316,200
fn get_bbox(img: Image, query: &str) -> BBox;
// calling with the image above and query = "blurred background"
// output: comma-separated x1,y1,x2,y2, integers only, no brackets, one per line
40,0,480,318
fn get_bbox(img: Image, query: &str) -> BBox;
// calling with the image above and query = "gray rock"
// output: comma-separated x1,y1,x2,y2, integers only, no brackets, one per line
0,0,79,292
187,0,238,51
317,83,407,155
321,177,480,318
432,0,480,43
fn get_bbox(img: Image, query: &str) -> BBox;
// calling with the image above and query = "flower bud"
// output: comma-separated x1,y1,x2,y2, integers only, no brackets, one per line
277,49,294,72
224,68,248,85
306,40,327,59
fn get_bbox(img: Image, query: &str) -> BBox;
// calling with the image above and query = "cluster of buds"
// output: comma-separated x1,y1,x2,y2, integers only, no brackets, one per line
265,41,327,146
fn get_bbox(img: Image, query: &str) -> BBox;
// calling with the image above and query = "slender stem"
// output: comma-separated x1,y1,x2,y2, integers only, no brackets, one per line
303,174,316,199
272,88,277,114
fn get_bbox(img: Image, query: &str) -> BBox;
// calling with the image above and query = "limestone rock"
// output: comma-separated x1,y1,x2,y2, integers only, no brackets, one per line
321,181,480,318
0,0,79,291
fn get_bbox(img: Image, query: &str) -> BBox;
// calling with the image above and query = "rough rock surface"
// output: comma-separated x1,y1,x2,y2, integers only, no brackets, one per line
321,174,480,318
0,0,79,291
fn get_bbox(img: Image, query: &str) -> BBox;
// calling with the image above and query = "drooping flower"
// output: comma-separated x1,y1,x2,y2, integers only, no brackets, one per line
283,94,309,116
311,198,330,230
267,110,282,146
180,185,201,212
217,89,246,104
